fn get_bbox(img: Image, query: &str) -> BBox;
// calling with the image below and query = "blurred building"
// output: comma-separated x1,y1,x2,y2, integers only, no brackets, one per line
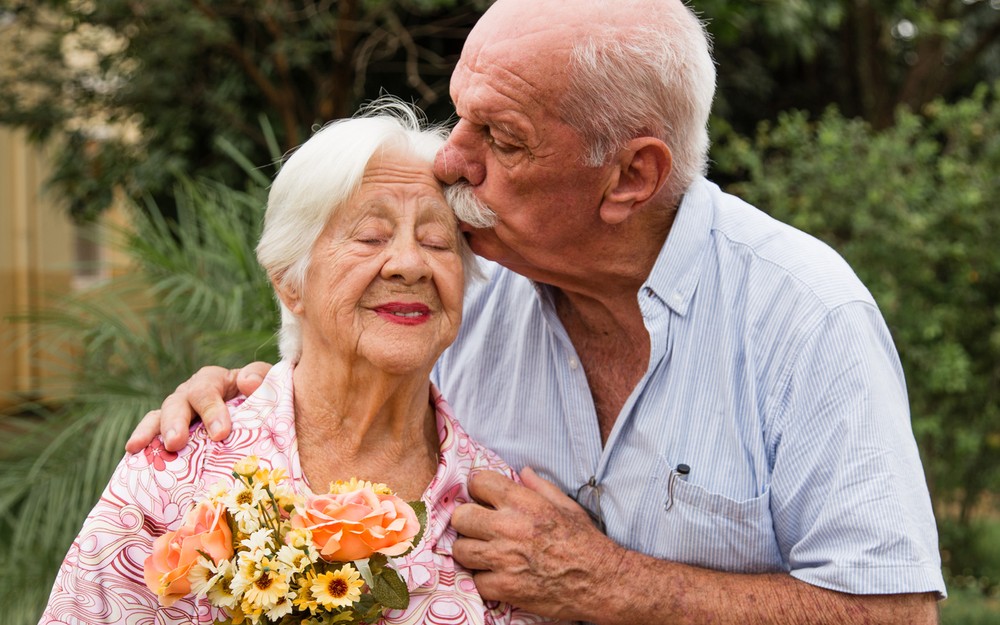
0,127,127,410
0,7,134,411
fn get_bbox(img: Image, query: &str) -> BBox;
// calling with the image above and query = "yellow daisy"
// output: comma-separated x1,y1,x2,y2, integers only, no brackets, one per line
225,482,267,532
254,466,288,489
283,527,312,549
230,548,267,599
236,601,263,625
310,564,364,609
273,482,298,511
233,455,260,477
239,528,275,556
276,543,316,574
207,565,238,609
292,585,319,614
188,556,231,597
225,603,248,625
329,477,392,495
241,556,290,610
264,594,296,620
206,478,231,504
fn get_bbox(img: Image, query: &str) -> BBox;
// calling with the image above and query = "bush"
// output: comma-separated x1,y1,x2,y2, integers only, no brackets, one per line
940,584,1000,625
711,81,1000,588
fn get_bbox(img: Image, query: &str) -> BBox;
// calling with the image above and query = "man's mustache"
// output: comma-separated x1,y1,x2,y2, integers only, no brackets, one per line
446,182,499,229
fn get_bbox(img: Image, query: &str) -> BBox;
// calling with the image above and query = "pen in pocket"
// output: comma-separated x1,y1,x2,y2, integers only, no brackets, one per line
664,463,691,511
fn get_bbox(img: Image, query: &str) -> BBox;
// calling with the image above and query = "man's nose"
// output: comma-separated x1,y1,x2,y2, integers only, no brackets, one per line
433,120,486,186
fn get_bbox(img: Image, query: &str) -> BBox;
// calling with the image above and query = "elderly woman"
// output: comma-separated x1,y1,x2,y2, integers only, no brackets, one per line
39,101,561,625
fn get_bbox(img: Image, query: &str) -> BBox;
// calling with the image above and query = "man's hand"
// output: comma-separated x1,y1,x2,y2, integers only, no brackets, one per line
125,362,273,453
450,467,625,622
451,468,940,625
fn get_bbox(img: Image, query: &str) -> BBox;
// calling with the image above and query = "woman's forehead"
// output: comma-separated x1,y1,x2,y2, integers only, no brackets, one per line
361,149,439,188
349,156,452,222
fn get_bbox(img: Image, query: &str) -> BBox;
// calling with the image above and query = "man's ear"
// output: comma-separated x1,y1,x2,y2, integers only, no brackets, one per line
599,137,672,225
272,277,304,315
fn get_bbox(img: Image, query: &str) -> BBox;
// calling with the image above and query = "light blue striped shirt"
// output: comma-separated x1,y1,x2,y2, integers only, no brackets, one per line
432,176,946,597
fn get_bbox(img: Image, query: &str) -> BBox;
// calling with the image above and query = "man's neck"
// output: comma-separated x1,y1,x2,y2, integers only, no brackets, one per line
539,207,674,297
549,198,672,444
555,288,651,444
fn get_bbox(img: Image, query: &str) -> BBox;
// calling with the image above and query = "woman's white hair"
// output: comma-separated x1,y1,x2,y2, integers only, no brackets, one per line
562,5,716,206
255,97,477,362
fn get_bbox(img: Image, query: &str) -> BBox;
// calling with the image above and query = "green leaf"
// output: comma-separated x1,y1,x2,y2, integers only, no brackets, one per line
370,567,410,610
397,500,427,558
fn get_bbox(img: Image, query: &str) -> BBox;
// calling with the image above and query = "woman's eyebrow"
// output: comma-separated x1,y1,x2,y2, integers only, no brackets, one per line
418,198,459,222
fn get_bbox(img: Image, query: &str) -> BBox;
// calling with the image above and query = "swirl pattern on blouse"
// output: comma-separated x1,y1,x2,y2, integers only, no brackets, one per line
39,360,560,625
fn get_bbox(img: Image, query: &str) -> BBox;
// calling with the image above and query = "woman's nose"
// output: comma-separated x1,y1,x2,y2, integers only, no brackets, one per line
381,235,432,284
433,120,486,186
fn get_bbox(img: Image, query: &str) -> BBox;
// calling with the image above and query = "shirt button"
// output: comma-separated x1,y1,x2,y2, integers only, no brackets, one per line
568,357,579,370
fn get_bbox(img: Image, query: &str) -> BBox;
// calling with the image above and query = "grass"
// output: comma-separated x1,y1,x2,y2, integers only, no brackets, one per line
938,512,1000,625
940,585,1000,625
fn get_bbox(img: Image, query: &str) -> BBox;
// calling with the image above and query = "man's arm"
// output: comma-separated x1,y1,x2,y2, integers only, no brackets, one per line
124,362,273,453
451,468,939,625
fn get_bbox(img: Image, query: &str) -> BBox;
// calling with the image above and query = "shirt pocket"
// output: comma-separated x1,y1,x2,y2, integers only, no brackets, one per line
641,455,785,573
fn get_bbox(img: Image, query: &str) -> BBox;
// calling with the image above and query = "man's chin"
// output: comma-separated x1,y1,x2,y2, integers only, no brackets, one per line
459,221,492,234
464,231,500,263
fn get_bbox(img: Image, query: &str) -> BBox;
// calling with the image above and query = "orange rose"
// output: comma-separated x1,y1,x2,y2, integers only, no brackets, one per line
291,486,419,561
143,500,234,606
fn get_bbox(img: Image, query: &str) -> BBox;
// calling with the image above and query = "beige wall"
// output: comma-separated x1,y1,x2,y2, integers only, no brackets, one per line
0,126,127,410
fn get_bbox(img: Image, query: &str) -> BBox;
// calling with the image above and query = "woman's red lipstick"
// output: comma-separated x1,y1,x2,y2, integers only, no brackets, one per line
374,302,431,325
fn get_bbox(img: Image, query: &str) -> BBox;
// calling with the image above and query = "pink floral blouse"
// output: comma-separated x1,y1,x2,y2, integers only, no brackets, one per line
39,360,560,625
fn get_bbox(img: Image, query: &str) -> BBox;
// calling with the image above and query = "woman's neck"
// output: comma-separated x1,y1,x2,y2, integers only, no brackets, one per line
290,354,439,500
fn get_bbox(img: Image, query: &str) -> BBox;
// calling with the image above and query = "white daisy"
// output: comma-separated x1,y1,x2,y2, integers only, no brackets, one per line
188,556,232,597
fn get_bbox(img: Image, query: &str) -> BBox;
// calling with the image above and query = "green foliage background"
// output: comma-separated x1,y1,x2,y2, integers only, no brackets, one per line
0,0,488,221
710,84,1000,607
0,162,280,620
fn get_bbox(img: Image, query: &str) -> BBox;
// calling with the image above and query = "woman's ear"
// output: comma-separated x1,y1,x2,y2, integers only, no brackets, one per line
272,277,304,315
599,137,672,225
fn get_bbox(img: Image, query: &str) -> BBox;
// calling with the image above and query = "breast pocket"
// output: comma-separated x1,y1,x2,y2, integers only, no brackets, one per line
642,456,785,573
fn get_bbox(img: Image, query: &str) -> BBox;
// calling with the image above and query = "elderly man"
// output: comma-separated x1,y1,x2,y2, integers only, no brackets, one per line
128,0,946,623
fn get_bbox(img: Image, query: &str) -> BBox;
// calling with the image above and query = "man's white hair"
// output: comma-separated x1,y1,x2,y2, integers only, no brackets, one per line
562,6,716,206
255,97,478,362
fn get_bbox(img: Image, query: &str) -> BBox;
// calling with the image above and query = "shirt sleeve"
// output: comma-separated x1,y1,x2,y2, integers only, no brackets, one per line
38,440,218,624
768,302,946,596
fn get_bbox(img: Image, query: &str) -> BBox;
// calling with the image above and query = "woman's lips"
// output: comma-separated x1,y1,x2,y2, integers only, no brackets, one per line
374,302,432,325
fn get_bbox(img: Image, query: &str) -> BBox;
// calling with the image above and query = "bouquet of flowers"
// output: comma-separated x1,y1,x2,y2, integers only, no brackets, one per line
143,455,425,624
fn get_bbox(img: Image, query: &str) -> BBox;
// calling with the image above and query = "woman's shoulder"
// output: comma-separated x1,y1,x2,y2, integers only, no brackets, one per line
128,361,298,504
227,359,296,430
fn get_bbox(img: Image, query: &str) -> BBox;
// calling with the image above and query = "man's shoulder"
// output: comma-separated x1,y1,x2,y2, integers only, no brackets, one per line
706,183,876,310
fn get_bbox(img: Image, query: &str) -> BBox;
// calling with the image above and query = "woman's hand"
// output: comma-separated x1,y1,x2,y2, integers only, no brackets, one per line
125,362,274,453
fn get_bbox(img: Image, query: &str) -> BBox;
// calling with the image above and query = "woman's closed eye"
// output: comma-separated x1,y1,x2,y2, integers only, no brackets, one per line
416,220,458,252
421,237,454,251
355,230,390,245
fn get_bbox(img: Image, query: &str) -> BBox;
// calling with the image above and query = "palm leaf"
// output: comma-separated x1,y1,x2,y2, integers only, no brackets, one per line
0,170,280,624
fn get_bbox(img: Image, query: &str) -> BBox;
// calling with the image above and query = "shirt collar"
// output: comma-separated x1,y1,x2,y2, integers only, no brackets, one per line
641,176,714,317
